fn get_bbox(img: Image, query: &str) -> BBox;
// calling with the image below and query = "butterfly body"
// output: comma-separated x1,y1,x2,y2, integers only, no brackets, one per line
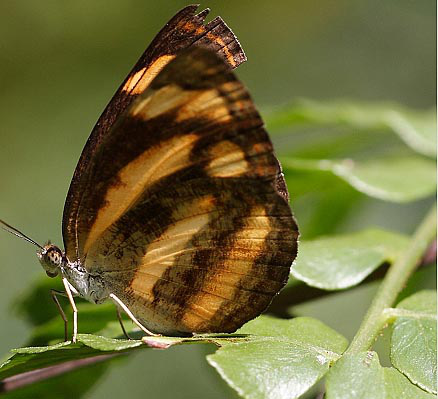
3,6,298,339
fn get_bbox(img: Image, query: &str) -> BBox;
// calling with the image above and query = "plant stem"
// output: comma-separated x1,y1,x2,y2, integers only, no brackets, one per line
346,204,437,354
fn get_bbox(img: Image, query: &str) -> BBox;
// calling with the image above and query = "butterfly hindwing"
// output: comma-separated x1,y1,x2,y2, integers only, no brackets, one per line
63,5,246,258
69,46,297,334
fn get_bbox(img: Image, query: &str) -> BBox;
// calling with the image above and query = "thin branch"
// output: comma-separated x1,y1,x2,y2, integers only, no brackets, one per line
0,353,119,393
346,204,437,354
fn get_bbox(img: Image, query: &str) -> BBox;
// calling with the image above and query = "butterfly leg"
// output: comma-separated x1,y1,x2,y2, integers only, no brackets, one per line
50,289,69,342
62,278,79,343
115,306,132,340
109,293,160,337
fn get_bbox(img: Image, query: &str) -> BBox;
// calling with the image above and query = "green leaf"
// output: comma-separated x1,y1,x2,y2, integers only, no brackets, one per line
326,351,435,399
207,316,348,399
391,290,437,394
6,279,128,399
3,315,346,399
0,333,210,381
0,341,106,380
77,334,144,351
291,229,409,290
282,155,436,203
5,317,326,392
0,315,343,399
266,100,437,157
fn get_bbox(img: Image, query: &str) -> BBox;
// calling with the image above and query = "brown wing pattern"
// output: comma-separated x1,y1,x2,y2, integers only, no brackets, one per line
76,47,298,334
63,5,246,258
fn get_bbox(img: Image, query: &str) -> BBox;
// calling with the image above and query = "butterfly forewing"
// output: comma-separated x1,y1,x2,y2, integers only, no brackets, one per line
61,5,298,335
63,5,246,259
62,46,297,335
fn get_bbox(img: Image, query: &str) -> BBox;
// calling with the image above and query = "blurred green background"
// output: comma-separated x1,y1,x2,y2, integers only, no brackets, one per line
0,1,435,398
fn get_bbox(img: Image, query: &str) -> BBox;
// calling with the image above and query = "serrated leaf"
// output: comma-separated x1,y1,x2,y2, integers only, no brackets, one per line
326,351,435,399
207,316,348,399
291,229,409,290
282,155,436,202
391,290,437,394
266,100,436,157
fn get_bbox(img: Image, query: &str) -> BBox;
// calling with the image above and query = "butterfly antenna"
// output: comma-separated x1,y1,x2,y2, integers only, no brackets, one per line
0,219,44,250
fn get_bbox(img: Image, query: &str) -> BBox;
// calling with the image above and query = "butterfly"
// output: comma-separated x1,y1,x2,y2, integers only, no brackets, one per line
0,5,298,341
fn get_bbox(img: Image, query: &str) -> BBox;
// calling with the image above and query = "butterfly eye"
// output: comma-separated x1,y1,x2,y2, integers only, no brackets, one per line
48,250,60,265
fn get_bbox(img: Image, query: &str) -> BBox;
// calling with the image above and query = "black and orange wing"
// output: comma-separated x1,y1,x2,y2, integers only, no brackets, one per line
63,5,246,258
65,46,298,335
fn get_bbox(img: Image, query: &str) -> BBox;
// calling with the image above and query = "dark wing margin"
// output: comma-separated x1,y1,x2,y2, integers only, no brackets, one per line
63,5,246,259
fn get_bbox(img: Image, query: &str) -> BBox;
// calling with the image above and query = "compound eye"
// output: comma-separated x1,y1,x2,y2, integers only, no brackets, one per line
47,249,61,265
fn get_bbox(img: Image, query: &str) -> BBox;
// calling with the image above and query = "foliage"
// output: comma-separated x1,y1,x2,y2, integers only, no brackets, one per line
0,100,436,398
390,290,437,394
326,351,435,399
290,229,409,290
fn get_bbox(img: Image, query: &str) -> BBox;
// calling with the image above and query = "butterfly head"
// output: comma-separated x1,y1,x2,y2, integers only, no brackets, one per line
37,244,64,277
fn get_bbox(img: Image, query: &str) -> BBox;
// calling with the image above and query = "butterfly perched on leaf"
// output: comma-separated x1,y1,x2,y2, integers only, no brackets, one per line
0,5,298,340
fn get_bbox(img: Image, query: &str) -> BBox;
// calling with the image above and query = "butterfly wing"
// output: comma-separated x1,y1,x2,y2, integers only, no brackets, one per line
63,45,298,335
63,5,246,258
